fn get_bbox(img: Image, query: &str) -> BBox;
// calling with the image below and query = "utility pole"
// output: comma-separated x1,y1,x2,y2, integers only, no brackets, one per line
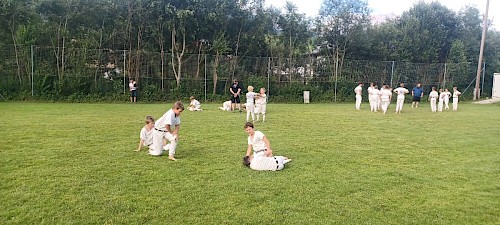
475,0,490,100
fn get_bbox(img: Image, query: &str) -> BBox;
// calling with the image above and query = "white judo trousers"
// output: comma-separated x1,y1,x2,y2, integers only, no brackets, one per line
444,96,450,110
150,130,178,156
355,95,362,110
438,98,444,112
369,95,378,112
453,97,459,111
430,98,437,112
395,96,405,113
381,99,390,114
255,103,266,121
246,103,255,122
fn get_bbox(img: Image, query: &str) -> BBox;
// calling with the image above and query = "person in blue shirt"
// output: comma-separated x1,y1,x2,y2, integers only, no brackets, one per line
412,83,424,108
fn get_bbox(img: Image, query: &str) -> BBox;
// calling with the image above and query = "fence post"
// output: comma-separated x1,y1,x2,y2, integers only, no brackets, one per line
161,50,164,91
334,56,339,102
443,63,447,88
390,61,395,88
204,54,207,102
267,57,270,100
31,45,34,96
123,50,126,94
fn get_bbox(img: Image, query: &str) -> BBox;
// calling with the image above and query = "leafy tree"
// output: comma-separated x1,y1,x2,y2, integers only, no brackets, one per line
146,0,171,90
317,0,371,79
277,2,311,82
367,20,400,61
165,1,196,87
0,0,34,86
446,40,468,86
457,6,482,62
211,32,231,96
37,0,74,82
396,2,459,63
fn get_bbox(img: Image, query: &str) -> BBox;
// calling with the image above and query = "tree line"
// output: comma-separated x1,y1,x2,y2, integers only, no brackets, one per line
0,0,499,102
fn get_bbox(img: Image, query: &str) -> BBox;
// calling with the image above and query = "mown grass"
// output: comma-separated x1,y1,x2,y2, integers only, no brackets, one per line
0,102,499,224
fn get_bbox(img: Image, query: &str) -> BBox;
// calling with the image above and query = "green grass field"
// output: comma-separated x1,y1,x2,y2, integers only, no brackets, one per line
1,102,499,224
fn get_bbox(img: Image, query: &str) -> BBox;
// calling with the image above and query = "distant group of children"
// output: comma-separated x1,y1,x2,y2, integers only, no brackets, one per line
355,82,462,114
242,86,267,123
220,79,268,123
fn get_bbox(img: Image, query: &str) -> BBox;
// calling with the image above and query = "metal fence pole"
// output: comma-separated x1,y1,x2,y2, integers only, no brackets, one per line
267,57,270,100
390,61,395,88
123,50,126,94
204,54,207,102
31,45,34,96
161,51,164,91
443,63,447,88
334,56,338,102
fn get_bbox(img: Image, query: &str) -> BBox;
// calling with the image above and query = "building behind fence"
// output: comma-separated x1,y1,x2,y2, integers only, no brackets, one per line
0,45,485,102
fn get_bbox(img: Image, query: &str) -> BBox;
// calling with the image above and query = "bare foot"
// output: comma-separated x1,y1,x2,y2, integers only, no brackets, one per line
134,149,140,152
168,156,177,161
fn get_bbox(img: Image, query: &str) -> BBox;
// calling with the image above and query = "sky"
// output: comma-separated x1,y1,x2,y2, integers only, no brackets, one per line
265,0,498,29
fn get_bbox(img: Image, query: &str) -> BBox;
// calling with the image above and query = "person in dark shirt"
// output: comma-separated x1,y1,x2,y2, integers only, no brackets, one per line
412,82,424,108
230,79,242,112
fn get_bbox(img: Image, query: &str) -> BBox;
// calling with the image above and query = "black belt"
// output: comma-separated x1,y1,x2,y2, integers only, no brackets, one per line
274,157,279,169
254,149,266,154
155,128,168,133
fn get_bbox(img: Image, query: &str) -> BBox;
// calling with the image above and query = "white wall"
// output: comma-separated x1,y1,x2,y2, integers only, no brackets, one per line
493,73,500,98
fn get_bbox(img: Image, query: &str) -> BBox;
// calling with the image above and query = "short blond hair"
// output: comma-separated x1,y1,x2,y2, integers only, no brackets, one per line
247,86,254,92
145,116,154,124
173,101,184,110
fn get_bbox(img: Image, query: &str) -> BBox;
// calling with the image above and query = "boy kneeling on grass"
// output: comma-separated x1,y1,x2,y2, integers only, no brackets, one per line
242,122,291,171
150,101,184,161
135,116,169,152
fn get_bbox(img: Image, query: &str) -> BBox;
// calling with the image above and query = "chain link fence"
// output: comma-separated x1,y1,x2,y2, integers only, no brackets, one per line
0,45,484,102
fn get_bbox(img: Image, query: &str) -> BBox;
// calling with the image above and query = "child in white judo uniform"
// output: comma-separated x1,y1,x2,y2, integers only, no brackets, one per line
393,83,409,113
244,122,273,158
380,85,392,114
438,88,446,112
369,85,381,112
354,82,363,110
367,83,374,109
428,87,439,112
188,96,202,111
218,100,232,111
245,86,257,122
255,88,267,122
135,116,169,152
151,101,184,161
243,155,292,171
452,86,461,111
135,116,155,152
242,122,291,171
444,88,451,110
